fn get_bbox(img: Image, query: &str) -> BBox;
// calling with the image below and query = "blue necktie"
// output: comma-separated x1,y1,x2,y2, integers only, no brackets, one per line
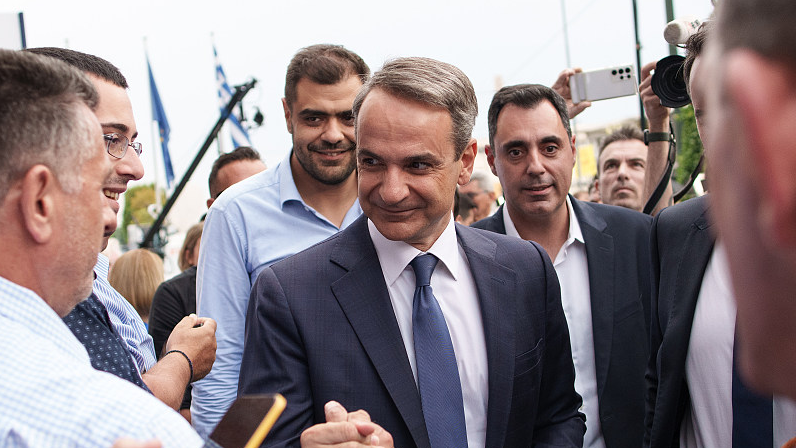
732,328,772,448
410,254,468,448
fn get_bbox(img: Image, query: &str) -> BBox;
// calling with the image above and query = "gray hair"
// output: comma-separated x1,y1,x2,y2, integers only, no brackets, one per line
467,171,495,193
0,49,99,199
352,57,478,159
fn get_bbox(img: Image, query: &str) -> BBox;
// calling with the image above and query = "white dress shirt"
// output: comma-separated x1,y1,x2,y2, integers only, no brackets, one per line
368,217,488,448
504,197,606,448
680,243,796,448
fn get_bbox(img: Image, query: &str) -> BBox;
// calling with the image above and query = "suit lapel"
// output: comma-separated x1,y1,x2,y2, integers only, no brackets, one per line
329,218,429,448
572,199,615,399
669,201,714,359
457,226,516,448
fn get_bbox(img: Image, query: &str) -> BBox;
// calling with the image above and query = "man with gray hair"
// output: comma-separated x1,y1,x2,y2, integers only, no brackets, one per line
707,0,796,404
595,126,647,212
459,170,498,222
0,49,201,446
239,57,585,448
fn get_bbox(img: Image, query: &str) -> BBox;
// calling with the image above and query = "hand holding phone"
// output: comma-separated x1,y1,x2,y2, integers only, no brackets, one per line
569,65,638,104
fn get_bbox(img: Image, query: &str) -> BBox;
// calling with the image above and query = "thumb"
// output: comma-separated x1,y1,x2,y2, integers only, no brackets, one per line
324,401,347,423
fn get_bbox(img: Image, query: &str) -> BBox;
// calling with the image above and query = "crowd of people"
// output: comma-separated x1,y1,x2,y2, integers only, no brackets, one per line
1,0,795,447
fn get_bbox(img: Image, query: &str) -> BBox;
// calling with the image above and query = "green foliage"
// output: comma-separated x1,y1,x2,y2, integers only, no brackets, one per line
114,184,166,245
672,105,704,195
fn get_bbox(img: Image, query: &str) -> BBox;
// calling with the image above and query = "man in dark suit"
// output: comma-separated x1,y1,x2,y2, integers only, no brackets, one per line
472,84,651,448
239,57,585,448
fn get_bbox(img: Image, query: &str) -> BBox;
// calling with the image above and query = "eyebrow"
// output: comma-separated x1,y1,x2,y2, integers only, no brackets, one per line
540,135,564,146
101,122,138,140
297,109,353,119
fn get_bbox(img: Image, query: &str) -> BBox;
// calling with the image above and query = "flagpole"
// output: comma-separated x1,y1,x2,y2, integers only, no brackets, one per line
144,38,163,215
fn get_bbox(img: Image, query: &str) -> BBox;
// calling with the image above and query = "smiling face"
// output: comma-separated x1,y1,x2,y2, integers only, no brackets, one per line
486,101,576,223
597,139,647,211
356,89,475,251
89,76,144,244
283,75,362,186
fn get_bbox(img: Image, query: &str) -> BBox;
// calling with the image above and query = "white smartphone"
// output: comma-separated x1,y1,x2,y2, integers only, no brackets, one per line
569,65,638,104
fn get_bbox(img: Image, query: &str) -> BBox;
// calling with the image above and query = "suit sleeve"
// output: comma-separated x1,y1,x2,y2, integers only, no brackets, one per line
644,215,663,448
531,242,587,448
238,266,312,448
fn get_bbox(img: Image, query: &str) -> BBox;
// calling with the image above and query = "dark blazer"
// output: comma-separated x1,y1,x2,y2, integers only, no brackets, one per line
644,195,714,448
473,197,651,448
239,215,586,448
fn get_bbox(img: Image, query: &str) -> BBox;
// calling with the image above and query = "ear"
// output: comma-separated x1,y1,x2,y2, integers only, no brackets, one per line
19,165,58,244
282,98,294,134
485,144,498,176
725,50,796,246
457,138,477,186
206,198,214,209
570,134,577,160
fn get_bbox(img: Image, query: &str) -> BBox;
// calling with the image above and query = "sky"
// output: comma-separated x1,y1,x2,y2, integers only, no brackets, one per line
0,0,715,228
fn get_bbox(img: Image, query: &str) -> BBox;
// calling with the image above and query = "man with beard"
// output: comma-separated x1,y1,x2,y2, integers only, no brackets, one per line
193,44,369,436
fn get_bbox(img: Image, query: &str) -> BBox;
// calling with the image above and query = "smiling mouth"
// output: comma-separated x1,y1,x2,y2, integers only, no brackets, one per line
103,189,120,200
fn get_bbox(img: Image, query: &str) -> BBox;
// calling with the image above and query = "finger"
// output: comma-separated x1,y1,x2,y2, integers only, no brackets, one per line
352,420,377,438
324,400,348,423
347,409,372,423
641,61,656,80
194,317,217,331
173,314,198,330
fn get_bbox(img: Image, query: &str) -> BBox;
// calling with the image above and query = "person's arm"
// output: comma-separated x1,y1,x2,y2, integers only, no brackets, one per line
551,67,592,119
192,206,254,436
640,61,674,216
142,314,216,410
644,215,664,448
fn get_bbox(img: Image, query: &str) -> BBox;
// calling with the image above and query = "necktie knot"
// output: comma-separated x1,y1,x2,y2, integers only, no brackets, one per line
410,254,438,287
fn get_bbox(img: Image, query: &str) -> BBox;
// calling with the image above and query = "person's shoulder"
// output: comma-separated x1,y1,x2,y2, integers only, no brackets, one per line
471,208,504,232
211,162,281,211
576,199,652,226
656,195,710,227
457,223,547,261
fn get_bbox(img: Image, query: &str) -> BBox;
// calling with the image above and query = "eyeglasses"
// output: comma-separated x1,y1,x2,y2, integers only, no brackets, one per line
103,133,142,159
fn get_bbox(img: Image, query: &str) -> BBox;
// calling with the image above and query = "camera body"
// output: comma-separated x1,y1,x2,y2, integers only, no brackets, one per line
651,55,690,108
569,65,638,104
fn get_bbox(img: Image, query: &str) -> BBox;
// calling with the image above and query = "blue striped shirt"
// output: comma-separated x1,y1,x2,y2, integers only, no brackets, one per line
93,253,157,372
0,275,202,447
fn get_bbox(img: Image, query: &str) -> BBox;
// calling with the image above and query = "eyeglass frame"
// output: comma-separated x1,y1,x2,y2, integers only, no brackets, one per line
103,133,143,159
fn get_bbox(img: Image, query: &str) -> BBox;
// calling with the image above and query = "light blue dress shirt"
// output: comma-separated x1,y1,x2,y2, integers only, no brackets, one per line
192,151,362,436
0,275,202,447
93,253,157,372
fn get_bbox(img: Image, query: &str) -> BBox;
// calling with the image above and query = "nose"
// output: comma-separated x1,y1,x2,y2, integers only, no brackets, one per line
379,166,409,205
115,148,145,181
616,162,629,180
322,118,345,145
525,150,546,176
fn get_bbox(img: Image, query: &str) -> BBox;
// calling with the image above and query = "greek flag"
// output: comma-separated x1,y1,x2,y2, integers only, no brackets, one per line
214,45,251,149
147,56,174,187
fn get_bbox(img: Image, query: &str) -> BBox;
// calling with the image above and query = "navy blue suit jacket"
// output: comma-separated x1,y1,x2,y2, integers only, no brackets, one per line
472,197,651,448
239,215,586,448
644,195,714,448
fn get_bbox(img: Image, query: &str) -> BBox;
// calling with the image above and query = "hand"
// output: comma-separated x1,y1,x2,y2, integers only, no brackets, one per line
551,67,592,118
111,438,161,448
300,401,394,447
163,314,216,381
639,61,671,131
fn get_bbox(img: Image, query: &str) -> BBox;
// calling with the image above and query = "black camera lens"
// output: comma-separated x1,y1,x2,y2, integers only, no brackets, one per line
651,55,691,108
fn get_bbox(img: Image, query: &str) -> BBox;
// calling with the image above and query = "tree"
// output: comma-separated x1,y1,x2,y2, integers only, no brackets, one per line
113,184,165,246
672,105,704,200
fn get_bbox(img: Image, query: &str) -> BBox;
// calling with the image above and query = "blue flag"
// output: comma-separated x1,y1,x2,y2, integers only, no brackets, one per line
214,45,252,149
147,56,174,188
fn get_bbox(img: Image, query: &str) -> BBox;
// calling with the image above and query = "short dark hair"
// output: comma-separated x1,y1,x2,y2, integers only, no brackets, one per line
683,22,712,95
208,146,262,199
352,57,478,159
599,125,644,156
0,49,99,199
716,0,796,67
487,84,571,149
284,44,369,109
25,47,128,88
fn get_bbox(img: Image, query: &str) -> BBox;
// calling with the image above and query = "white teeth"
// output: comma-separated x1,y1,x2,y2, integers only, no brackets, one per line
103,190,119,200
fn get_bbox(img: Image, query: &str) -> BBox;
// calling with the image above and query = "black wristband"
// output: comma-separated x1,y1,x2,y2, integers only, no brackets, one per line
644,129,673,145
165,349,194,384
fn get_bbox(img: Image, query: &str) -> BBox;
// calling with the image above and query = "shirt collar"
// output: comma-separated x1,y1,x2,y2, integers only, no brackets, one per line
502,195,584,244
368,216,461,287
94,253,110,281
278,150,304,208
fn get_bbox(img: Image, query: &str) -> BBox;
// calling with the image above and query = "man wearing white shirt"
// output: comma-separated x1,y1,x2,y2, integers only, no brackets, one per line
473,83,652,448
